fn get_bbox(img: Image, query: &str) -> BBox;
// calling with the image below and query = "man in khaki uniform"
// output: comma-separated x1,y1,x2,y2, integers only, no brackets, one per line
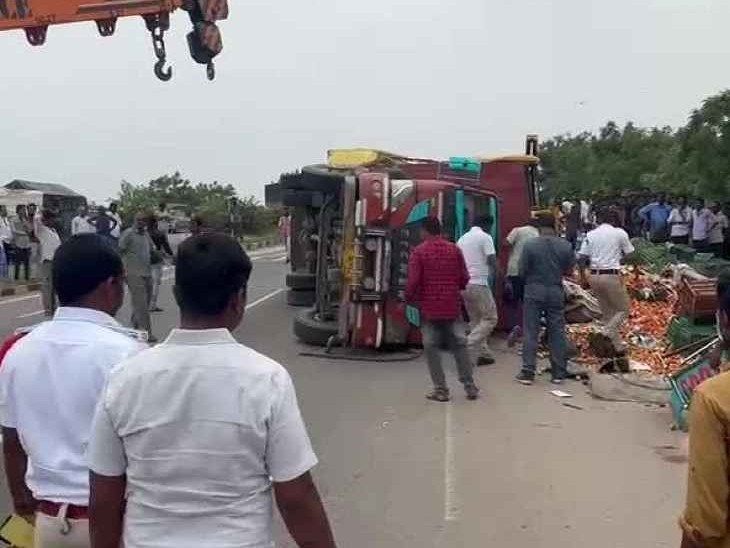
578,208,635,369
119,214,155,342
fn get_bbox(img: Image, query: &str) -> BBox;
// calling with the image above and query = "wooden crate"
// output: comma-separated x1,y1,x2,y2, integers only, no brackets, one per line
677,279,717,321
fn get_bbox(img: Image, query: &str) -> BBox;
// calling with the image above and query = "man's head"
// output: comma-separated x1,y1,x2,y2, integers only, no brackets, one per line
147,214,159,231
109,202,118,213
97,205,107,215
0,206,7,217
595,207,616,226
711,202,722,214
535,213,556,234
78,205,88,217
420,217,442,239
173,233,253,331
15,204,25,217
473,214,494,232
694,198,705,210
41,209,55,228
678,196,688,208
27,203,36,215
657,193,666,205
134,213,147,232
158,202,167,212
717,269,730,342
53,234,125,315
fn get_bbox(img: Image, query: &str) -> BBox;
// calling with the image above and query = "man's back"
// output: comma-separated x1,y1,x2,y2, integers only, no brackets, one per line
520,235,574,288
89,329,317,548
407,237,468,320
457,227,494,285
0,308,144,504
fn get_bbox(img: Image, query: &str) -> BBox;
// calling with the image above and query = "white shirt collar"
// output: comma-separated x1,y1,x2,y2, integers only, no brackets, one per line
53,306,121,327
162,328,237,346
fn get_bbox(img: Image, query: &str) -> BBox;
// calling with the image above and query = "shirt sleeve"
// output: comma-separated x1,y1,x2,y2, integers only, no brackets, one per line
0,360,17,428
619,230,635,255
266,370,318,483
87,397,127,477
681,388,729,543
483,234,496,257
506,228,517,246
577,235,591,258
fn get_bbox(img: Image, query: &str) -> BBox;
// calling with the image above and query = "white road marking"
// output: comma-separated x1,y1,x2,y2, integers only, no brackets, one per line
0,293,40,306
246,288,284,310
18,310,45,319
444,404,459,522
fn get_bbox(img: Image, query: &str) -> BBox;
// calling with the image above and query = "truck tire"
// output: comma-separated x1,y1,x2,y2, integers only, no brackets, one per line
283,189,324,208
297,165,345,193
287,289,315,307
293,309,339,346
286,272,316,290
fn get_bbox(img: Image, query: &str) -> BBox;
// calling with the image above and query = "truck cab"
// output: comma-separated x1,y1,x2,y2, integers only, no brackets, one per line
285,141,539,348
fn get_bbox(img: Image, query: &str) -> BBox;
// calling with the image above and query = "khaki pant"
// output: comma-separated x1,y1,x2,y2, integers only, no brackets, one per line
40,259,56,317
35,511,89,548
589,274,630,352
127,274,152,335
461,283,498,363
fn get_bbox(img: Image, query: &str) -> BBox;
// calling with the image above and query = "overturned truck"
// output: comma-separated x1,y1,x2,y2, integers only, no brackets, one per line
284,139,540,348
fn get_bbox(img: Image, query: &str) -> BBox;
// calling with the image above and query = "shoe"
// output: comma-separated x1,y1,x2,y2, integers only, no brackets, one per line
426,388,451,402
147,336,159,344
515,371,535,385
465,384,480,400
507,326,522,348
477,355,495,366
550,377,564,385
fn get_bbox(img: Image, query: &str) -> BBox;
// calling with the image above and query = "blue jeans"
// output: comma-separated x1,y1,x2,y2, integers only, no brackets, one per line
521,284,567,379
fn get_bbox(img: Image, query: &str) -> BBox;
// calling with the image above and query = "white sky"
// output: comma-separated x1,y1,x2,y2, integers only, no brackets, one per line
2,0,730,202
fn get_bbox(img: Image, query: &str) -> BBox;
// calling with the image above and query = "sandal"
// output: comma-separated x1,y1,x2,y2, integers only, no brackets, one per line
426,388,450,402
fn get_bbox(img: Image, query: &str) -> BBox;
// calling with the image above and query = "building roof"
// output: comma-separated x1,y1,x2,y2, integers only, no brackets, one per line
4,179,82,197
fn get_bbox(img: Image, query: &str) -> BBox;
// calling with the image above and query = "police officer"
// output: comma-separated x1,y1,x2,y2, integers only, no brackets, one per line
0,234,146,548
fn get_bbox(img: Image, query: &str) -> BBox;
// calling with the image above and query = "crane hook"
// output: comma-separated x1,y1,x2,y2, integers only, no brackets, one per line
206,61,215,81
154,58,173,81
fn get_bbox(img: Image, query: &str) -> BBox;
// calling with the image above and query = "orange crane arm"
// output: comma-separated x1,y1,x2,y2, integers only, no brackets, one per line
0,0,228,80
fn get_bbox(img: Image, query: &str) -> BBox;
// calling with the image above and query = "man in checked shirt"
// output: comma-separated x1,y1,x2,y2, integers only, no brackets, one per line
406,217,479,402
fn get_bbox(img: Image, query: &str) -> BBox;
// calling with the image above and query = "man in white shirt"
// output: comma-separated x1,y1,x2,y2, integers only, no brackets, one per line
71,206,95,236
0,206,13,279
34,209,62,316
88,232,336,548
668,196,693,245
692,198,717,251
578,208,635,371
457,215,498,366
503,219,540,345
0,234,146,548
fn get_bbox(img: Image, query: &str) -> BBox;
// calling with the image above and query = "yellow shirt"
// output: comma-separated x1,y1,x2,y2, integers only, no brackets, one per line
681,372,730,547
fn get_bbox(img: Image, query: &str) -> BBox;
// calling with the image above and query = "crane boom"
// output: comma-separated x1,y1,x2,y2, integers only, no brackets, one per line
0,0,228,80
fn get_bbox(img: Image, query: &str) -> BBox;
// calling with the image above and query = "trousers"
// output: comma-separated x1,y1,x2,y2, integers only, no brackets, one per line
521,284,568,379
589,274,630,352
40,260,56,316
35,511,90,548
421,320,475,390
127,274,152,334
461,284,498,362
150,263,163,309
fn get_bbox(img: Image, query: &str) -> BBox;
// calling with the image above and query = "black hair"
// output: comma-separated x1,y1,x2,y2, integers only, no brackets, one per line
15,204,24,214
422,217,442,236
474,214,494,230
53,234,124,305
535,213,555,229
174,233,252,316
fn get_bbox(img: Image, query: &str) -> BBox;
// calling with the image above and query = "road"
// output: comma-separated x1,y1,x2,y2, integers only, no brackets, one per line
0,245,688,548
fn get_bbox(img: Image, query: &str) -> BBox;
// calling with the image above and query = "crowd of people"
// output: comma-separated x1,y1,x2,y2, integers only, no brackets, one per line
403,202,650,399
553,193,730,257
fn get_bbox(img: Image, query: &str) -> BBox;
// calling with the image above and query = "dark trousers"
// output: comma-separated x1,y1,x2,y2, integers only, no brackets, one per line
14,247,30,281
504,276,525,331
671,235,689,245
421,320,474,390
521,284,568,379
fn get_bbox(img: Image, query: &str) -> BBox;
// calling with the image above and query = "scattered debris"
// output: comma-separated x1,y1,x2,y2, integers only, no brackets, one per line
550,389,573,398
562,402,584,411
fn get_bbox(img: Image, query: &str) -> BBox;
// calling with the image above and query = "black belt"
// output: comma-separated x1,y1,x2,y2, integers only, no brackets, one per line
590,269,620,275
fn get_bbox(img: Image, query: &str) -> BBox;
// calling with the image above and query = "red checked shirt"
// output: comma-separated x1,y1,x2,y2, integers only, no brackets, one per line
405,235,469,321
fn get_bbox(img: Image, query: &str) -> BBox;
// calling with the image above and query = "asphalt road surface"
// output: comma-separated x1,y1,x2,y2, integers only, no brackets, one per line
0,244,688,548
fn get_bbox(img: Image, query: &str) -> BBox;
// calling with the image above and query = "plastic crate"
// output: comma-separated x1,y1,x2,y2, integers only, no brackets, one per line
667,316,716,349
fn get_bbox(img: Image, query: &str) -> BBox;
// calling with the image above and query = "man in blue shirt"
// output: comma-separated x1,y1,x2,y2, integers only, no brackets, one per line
639,193,672,243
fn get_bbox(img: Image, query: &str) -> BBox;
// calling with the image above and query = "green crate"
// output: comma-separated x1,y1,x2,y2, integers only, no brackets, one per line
668,316,717,350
